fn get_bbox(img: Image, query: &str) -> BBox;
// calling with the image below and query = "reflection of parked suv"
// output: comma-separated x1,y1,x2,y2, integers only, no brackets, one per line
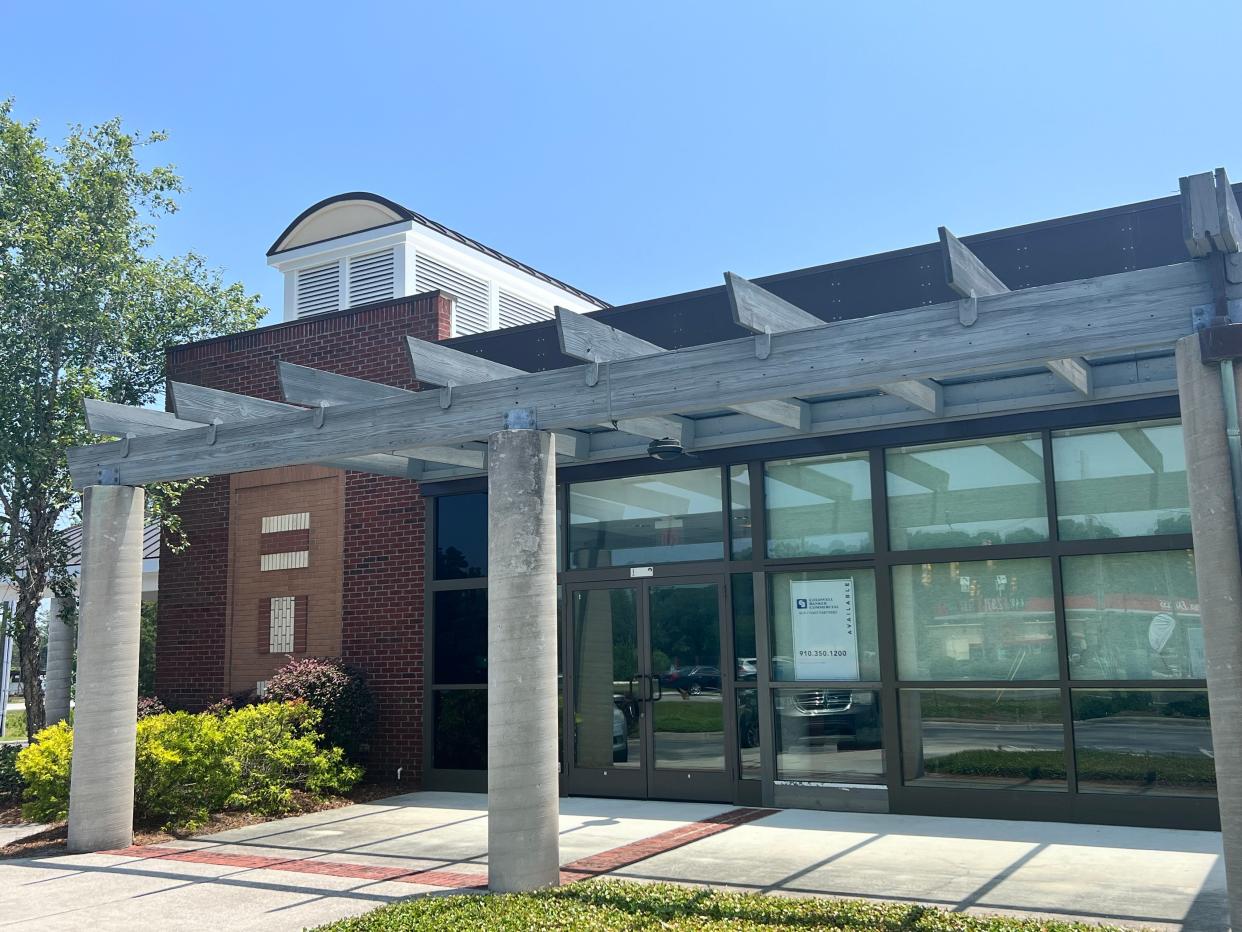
660,665,721,695
774,689,881,748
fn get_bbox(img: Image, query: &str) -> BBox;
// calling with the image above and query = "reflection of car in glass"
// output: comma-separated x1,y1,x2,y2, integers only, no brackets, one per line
660,665,721,696
612,703,628,762
774,689,881,749
736,657,758,680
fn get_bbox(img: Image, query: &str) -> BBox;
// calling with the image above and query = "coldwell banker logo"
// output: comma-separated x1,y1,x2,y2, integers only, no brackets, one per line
796,598,808,609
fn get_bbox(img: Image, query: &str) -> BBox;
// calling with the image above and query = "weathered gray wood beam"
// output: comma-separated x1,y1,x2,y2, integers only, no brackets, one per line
556,308,809,430
1214,167,1242,254
85,399,197,437
875,379,943,416
276,363,488,468
939,227,1007,298
167,381,438,478
406,336,683,449
940,226,1091,397
1182,171,1220,258
1045,357,1093,398
65,260,1209,489
726,272,938,417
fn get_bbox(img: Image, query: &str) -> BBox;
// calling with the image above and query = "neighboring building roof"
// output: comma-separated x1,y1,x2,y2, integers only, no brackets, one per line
267,192,611,309
441,187,1217,372
62,524,160,569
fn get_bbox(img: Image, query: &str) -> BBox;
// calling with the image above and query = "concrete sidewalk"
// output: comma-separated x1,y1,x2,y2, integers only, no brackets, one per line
0,792,1226,931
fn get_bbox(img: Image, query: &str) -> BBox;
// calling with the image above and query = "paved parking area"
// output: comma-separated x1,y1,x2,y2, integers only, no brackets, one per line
0,791,1227,931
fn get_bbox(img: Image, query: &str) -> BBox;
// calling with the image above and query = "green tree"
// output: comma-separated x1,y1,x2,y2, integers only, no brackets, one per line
0,100,264,738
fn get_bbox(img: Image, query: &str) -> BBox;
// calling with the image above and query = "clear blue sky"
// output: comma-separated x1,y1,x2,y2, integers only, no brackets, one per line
4,2,1239,327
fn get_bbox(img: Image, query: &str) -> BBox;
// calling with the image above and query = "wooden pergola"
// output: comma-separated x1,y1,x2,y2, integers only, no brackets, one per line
62,169,1242,912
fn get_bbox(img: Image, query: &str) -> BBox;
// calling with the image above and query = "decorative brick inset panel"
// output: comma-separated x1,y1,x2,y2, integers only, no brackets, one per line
260,529,311,555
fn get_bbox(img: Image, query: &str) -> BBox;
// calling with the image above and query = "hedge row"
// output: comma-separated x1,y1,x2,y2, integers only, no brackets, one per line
314,879,1128,931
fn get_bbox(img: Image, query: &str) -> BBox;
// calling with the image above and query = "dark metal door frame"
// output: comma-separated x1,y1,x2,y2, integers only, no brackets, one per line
564,573,736,803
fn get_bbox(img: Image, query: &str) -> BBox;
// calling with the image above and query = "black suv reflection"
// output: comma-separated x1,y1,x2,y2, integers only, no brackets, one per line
774,688,881,749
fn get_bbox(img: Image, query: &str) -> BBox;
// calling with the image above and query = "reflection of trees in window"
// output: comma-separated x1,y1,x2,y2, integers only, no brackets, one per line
896,559,1056,681
434,690,486,769
435,545,484,579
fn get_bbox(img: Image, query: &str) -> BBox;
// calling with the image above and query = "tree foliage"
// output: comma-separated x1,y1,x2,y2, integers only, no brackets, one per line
0,100,265,737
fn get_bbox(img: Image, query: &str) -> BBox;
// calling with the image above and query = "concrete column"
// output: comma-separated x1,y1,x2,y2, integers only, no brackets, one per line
67,484,145,853
44,596,74,726
1177,334,1242,927
486,426,559,892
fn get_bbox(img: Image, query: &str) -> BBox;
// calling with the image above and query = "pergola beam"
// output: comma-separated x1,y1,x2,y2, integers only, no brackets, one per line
66,259,1210,489
727,272,937,416
940,225,1092,397
277,363,487,469
167,381,439,478
404,337,624,456
556,307,809,430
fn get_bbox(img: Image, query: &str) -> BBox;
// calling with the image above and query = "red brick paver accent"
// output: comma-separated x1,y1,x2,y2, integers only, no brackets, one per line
99,806,776,891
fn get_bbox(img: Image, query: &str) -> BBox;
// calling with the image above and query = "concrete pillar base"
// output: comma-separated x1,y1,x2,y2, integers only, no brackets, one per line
67,484,145,854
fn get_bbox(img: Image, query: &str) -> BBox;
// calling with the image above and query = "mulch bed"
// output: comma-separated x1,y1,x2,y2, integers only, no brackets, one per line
0,781,408,861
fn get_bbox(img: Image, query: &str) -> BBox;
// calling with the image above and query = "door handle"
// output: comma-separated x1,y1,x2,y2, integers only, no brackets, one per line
628,674,639,699
649,673,663,702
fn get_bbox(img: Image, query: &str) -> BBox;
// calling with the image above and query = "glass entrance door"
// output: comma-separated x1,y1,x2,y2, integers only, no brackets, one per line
568,577,734,802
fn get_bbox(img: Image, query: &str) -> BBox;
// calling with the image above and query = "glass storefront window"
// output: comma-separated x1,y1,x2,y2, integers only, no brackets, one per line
1053,421,1190,540
775,688,883,782
1072,690,1215,796
886,434,1048,550
433,690,486,770
434,493,487,579
730,465,753,559
433,589,486,685
732,573,757,681
1063,551,1201,681
736,688,761,780
765,452,872,557
568,468,725,569
900,688,1065,790
893,558,1057,681
769,568,879,682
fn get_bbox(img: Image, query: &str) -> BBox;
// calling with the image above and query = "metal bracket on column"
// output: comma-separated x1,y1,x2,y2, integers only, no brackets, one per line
754,327,772,360
97,467,121,485
959,290,979,327
503,407,537,430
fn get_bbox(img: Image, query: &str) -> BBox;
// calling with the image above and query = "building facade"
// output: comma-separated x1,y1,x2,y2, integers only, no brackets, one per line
157,189,1217,829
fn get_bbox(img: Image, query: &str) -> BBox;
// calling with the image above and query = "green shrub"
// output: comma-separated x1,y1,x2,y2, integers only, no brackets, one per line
266,657,375,761
313,878,1126,931
220,701,362,815
134,711,231,827
16,703,363,828
0,743,22,806
16,721,73,822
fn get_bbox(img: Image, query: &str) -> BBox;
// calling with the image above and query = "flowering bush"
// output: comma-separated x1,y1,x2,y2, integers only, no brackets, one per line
266,657,375,761
137,695,168,719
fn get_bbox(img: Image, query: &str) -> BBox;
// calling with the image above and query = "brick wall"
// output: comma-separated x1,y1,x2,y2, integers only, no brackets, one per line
156,292,453,781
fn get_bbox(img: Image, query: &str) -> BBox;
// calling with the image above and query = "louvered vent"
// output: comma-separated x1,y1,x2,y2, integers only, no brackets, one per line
296,262,341,317
348,249,396,307
498,290,552,328
416,253,490,335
